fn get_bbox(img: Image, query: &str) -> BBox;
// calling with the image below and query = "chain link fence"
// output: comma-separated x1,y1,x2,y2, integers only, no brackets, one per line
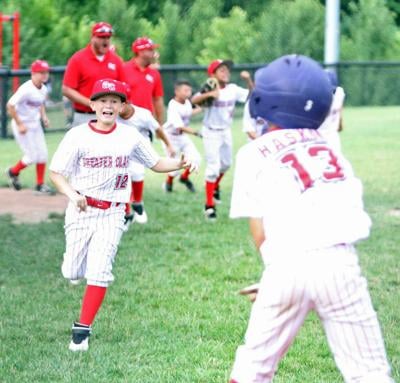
1,62,399,138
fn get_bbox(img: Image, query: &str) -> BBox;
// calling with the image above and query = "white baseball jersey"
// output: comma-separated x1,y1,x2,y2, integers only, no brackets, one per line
242,101,268,138
163,98,201,177
230,128,371,255
164,98,193,134
229,128,393,383
202,83,248,130
8,80,47,125
120,105,160,181
122,104,159,139
50,121,160,202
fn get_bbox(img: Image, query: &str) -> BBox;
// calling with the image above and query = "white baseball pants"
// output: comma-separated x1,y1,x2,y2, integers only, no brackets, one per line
61,202,125,287
163,134,201,177
12,120,48,165
202,127,232,182
230,245,394,383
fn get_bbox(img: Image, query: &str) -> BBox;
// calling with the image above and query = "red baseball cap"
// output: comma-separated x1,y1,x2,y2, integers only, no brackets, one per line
90,79,127,102
31,60,50,73
92,22,113,37
207,59,233,76
131,37,160,53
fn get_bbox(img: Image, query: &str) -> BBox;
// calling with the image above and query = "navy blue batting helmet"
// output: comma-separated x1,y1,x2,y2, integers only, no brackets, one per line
249,54,333,130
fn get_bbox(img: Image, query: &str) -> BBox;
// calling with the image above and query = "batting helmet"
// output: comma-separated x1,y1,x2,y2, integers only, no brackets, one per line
249,54,333,130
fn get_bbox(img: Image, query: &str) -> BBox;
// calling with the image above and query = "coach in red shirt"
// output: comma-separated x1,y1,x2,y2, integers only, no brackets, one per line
123,37,164,125
62,22,125,127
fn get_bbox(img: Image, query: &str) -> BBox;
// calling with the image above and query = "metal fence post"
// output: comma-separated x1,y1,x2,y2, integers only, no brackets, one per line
0,67,10,138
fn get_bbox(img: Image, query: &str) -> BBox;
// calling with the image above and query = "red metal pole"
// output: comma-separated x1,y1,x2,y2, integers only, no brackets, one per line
12,12,20,91
0,13,3,66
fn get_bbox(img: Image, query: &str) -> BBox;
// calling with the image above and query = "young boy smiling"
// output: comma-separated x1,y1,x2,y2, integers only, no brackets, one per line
50,78,196,352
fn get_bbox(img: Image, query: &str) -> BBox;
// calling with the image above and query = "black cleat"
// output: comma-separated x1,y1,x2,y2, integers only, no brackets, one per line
69,322,91,352
204,205,217,221
163,182,173,192
132,203,148,224
35,183,56,195
213,186,221,204
123,213,134,231
179,177,196,192
6,168,21,190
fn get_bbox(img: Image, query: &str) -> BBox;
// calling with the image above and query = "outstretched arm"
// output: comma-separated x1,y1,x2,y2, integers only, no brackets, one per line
151,153,197,174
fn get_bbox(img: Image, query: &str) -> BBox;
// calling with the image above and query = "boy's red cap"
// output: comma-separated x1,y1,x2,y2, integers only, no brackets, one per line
90,79,127,102
31,60,50,73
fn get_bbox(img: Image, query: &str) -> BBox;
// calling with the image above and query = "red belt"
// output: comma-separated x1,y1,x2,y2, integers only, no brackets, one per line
85,196,121,210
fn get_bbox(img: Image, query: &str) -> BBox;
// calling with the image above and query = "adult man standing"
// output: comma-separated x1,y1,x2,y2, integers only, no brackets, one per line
123,37,166,223
62,22,125,127
123,37,164,124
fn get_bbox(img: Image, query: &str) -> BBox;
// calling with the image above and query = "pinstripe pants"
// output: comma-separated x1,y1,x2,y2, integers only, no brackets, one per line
61,202,125,287
230,245,394,383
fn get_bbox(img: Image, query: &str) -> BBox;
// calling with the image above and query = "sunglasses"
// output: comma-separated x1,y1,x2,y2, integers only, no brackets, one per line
94,26,113,34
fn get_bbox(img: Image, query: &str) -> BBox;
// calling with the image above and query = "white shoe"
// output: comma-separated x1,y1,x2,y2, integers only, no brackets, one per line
69,279,81,285
69,337,89,352
69,322,91,352
132,203,148,224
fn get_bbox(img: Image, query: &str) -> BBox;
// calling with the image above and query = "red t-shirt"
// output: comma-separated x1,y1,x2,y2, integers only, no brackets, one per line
63,45,126,113
123,59,164,113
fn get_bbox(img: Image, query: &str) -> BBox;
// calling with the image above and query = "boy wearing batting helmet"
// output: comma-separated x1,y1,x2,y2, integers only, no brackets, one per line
50,79,196,352
228,55,394,382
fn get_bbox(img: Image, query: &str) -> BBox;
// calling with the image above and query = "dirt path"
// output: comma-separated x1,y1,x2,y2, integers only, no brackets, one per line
0,187,68,224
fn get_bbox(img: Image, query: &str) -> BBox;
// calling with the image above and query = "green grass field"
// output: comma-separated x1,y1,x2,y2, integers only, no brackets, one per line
0,106,399,382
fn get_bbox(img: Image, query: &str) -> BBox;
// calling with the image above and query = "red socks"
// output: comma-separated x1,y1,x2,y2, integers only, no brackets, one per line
205,181,215,206
36,163,46,185
10,160,27,176
132,181,144,203
180,168,190,181
79,285,107,326
166,175,174,185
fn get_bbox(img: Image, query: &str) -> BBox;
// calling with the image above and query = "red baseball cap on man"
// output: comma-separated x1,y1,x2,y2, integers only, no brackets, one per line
131,37,160,54
92,22,113,37
90,79,127,102
207,59,233,76
31,60,50,73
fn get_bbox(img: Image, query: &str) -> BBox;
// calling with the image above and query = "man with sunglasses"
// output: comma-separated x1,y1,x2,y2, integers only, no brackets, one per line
62,22,125,127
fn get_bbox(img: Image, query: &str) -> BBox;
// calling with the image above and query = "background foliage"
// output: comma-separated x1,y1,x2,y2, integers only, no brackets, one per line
1,0,400,67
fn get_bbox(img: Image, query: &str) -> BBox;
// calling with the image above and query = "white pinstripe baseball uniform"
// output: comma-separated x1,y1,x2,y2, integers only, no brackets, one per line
50,121,159,287
318,86,345,152
229,128,393,383
8,80,48,164
163,98,201,176
201,83,248,181
121,104,159,182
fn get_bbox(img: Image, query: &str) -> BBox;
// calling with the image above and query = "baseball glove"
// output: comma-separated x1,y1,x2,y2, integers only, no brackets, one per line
198,77,219,107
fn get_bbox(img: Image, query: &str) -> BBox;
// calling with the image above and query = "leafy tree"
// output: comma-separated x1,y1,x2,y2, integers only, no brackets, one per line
341,0,400,60
198,7,254,64
249,0,325,63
